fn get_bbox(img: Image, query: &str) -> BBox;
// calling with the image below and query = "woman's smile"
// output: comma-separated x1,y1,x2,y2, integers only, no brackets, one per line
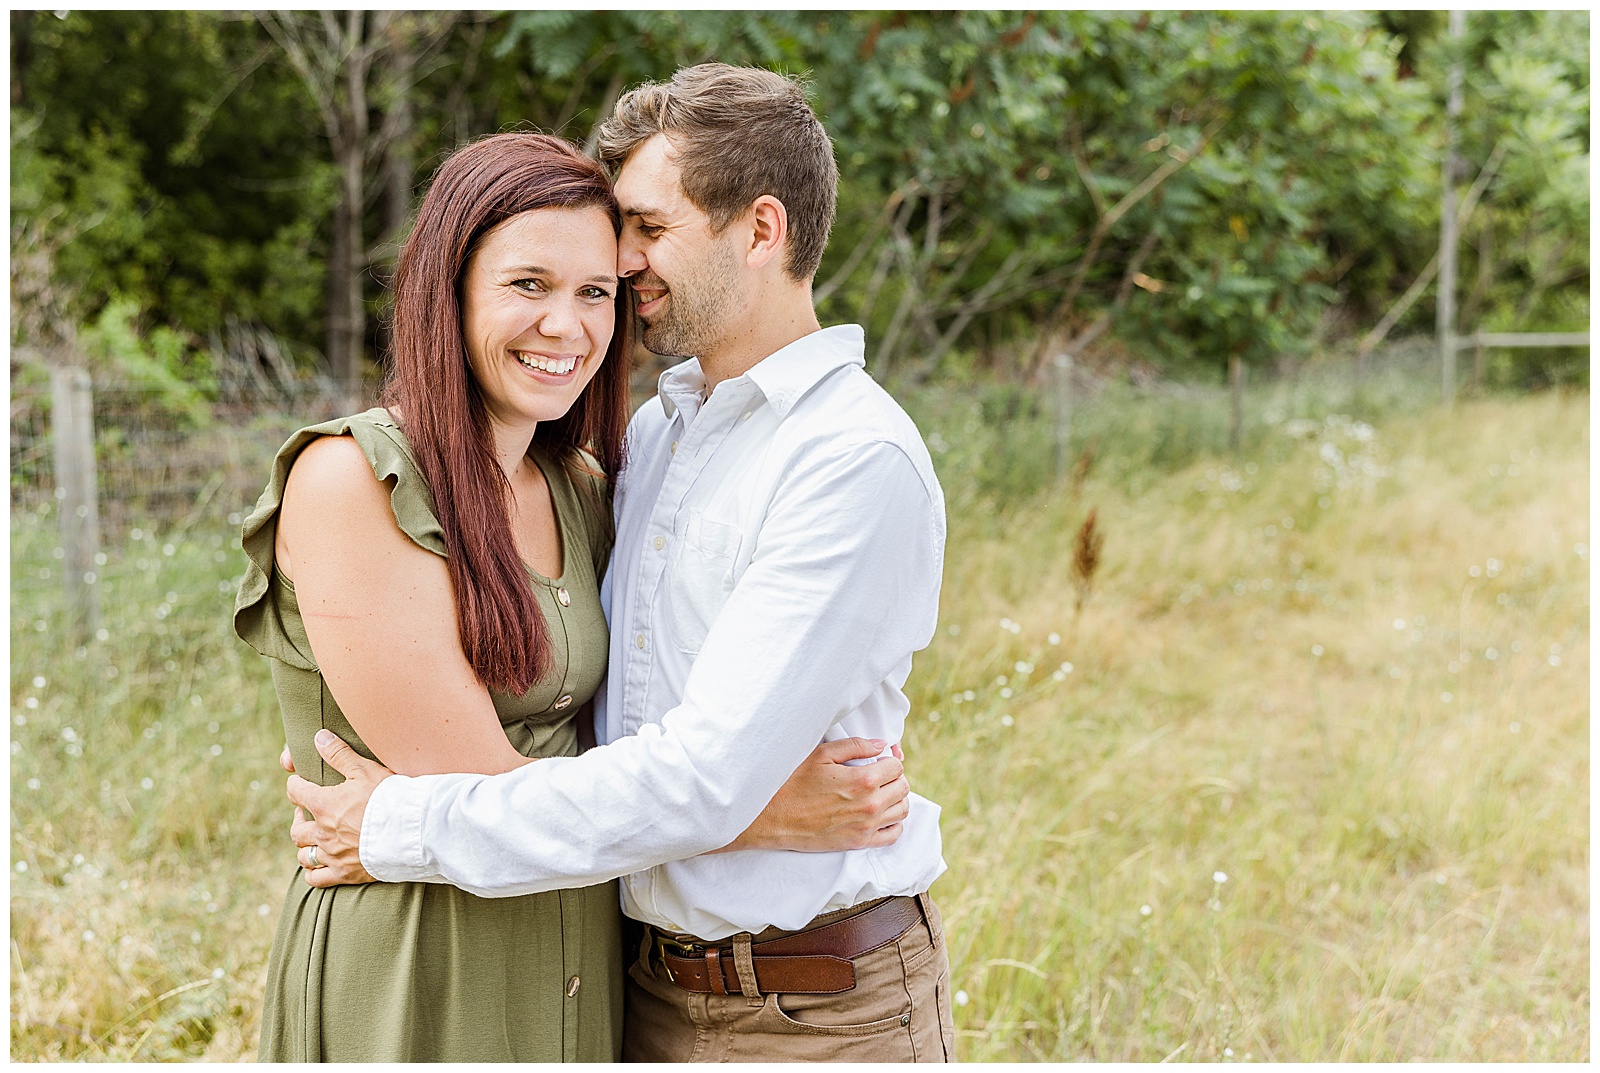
512,351,582,379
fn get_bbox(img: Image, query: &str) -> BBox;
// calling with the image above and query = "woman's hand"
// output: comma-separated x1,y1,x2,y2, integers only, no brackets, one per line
723,738,911,853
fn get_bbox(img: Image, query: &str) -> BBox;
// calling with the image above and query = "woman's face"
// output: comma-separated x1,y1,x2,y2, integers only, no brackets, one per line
460,206,619,431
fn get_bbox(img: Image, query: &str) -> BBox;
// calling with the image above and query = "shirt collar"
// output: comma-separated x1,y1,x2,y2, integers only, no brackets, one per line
656,358,707,421
744,324,866,418
655,325,866,421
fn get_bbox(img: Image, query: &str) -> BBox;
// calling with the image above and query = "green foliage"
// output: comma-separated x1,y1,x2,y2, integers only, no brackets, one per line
12,11,330,354
1062,13,1429,374
1416,11,1590,384
776,12,1442,378
9,11,1589,387
78,300,213,426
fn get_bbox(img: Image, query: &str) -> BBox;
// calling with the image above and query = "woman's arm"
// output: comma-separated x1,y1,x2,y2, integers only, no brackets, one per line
278,434,530,777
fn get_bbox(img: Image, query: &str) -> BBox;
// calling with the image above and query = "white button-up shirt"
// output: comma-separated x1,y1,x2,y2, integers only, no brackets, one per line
360,324,947,939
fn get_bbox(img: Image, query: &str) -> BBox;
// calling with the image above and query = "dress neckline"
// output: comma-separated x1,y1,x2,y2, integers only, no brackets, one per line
521,444,572,587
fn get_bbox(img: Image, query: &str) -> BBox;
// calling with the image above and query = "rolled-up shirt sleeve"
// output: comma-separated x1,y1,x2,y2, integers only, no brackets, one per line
360,438,943,897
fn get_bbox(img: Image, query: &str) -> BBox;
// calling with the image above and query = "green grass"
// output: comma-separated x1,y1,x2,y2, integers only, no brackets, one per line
907,385,1589,1061
10,515,289,1060
10,376,1589,1061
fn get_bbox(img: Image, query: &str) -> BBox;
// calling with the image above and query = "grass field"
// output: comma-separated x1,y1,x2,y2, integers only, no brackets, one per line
9,374,1589,1061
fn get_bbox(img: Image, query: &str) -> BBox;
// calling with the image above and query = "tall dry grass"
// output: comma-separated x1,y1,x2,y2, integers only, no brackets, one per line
909,389,1589,1060
9,383,1588,1060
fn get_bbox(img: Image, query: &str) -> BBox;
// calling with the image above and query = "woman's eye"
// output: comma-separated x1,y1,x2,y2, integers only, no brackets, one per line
511,278,544,293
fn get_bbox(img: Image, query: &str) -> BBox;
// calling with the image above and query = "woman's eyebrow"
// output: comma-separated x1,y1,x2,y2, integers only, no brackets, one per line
502,265,616,285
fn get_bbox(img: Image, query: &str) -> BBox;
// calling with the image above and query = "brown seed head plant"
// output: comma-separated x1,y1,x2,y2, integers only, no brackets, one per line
1071,506,1104,614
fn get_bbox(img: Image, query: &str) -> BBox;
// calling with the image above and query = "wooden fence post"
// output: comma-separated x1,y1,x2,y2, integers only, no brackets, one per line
1053,351,1074,477
1228,355,1245,451
50,366,100,641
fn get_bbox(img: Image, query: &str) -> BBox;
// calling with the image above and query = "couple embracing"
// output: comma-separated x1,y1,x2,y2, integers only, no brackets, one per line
235,63,953,1063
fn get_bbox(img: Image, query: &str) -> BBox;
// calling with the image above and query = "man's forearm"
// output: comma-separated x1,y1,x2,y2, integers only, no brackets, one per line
360,724,784,894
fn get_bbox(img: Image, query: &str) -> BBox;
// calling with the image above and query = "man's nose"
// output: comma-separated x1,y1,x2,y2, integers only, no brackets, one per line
617,233,648,278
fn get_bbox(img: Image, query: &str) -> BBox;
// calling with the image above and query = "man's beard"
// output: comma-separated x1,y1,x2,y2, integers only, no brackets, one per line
636,241,742,359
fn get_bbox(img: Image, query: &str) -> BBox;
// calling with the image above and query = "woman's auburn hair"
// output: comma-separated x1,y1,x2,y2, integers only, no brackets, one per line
381,131,630,695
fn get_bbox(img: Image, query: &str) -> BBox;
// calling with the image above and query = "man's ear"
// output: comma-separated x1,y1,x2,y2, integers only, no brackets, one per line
747,194,788,271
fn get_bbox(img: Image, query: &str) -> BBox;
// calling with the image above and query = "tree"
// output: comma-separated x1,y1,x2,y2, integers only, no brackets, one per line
1448,12,1589,385
10,11,328,359
255,11,459,404
13,11,1583,397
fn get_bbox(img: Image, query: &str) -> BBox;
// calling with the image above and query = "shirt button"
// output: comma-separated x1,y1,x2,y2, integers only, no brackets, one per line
553,694,572,710
653,535,665,550
566,976,581,998
742,411,752,420
635,633,645,649
556,587,570,606
671,440,678,454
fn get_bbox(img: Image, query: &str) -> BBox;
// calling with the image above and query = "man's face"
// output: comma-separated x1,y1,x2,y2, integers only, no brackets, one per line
613,134,745,360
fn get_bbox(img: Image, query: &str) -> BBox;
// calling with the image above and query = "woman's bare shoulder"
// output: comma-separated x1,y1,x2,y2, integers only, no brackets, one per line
280,432,405,549
286,433,388,503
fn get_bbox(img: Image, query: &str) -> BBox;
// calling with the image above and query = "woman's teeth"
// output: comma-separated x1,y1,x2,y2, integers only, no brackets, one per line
515,353,578,375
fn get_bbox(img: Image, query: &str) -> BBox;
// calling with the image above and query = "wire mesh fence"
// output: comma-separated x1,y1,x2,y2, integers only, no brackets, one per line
8,338,1459,621
13,387,318,525
10,374,350,615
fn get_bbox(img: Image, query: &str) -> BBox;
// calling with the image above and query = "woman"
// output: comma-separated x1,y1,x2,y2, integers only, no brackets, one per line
234,133,897,1062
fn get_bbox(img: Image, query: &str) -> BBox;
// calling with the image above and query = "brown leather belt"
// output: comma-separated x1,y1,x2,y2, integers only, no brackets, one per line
648,895,925,996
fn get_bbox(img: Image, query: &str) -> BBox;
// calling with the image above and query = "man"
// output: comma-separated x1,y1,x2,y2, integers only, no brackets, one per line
288,63,954,1062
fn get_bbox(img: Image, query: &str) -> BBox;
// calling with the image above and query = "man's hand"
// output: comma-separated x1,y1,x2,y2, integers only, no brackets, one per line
723,737,911,853
285,729,393,888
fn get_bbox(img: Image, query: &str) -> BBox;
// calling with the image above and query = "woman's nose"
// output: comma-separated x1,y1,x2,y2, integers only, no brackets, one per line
538,296,582,341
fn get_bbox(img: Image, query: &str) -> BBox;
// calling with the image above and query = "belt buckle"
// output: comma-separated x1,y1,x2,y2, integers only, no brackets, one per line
653,934,703,984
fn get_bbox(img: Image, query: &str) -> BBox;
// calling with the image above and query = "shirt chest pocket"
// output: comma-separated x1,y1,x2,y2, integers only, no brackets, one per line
664,512,742,655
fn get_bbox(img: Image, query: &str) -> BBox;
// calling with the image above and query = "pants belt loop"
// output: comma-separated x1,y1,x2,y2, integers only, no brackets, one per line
916,892,940,951
731,932,763,1005
637,923,655,977
705,947,727,995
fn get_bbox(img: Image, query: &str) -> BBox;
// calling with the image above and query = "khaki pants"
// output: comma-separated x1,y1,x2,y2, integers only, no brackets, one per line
622,895,957,1063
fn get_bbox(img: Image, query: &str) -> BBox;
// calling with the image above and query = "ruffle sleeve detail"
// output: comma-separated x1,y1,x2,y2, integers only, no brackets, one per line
233,408,446,670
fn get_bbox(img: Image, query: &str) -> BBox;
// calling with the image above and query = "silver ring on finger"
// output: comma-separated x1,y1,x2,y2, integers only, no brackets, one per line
307,845,321,869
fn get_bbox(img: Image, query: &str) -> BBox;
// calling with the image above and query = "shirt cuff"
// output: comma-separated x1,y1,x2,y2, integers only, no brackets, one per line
359,771,463,883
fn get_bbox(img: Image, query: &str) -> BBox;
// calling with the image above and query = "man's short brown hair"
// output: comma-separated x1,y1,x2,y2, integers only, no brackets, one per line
595,63,838,283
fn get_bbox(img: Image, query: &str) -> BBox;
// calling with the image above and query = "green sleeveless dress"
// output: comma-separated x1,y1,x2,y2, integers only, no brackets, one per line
234,409,624,1062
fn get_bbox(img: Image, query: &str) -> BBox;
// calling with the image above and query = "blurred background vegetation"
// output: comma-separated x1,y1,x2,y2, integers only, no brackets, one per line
9,9,1590,1063
9,10,1590,400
